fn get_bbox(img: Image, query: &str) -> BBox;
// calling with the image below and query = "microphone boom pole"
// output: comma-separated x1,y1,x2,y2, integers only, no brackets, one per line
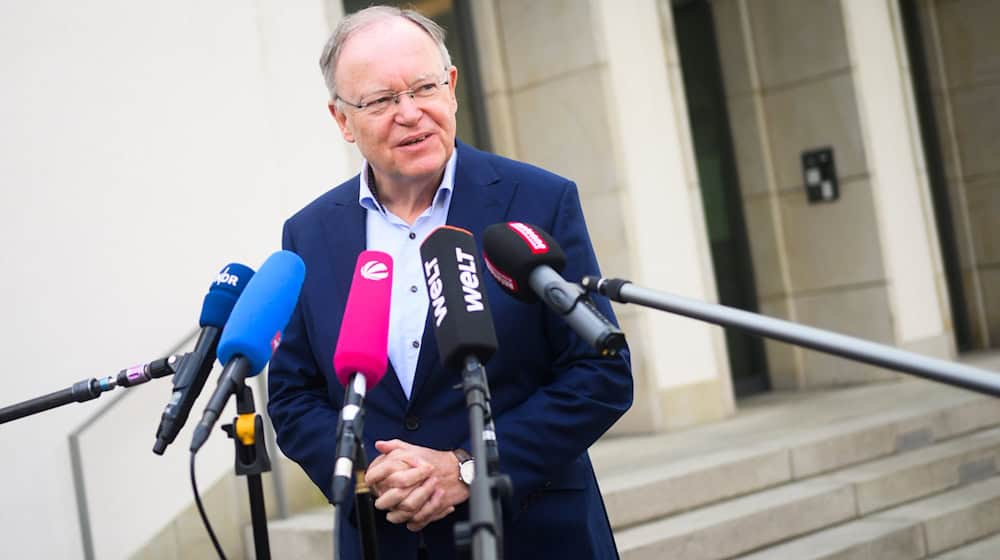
581,276,1000,397
0,355,185,425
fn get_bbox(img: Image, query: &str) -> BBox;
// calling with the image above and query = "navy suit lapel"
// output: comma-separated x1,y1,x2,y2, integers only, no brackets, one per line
406,142,512,409
322,180,409,409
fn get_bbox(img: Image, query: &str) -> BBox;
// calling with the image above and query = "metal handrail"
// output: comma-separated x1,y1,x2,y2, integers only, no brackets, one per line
68,328,198,560
67,327,291,559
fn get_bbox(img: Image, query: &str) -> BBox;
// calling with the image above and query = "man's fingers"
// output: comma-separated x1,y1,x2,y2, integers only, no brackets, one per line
406,506,455,532
405,487,446,531
406,493,455,531
374,484,417,512
384,477,437,524
365,454,412,486
384,478,433,525
394,476,437,514
386,508,413,524
374,439,410,454
382,462,433,490
432,506,456,523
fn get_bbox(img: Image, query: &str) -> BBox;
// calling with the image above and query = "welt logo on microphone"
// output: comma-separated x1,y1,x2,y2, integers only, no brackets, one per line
361,259,390,281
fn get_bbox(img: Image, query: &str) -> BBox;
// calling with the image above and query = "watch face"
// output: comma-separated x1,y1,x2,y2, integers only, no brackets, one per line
460,460,476,484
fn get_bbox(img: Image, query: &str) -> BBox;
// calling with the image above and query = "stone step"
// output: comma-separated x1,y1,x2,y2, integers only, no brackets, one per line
734,476,1000,560
256,508,333,560
614,428,1000,560
827,426,1000,515
258,381,1000,560
932,532,1000,559
601,392,1000,529
615,477,856,560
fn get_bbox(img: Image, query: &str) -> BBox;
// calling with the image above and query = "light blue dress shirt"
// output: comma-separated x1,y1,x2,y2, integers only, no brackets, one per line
359,150,458,398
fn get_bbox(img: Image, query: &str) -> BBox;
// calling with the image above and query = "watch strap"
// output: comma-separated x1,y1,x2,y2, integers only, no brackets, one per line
452,448,474,484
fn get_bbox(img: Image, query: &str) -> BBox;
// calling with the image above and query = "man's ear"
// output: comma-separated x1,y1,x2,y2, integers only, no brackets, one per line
447,66,459,109
329,101,355,143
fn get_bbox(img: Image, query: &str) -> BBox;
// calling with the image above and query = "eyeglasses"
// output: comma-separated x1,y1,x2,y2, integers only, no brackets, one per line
337,74,450,117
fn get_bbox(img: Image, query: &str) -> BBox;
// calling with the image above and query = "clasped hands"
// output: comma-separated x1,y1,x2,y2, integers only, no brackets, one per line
365,439,470,532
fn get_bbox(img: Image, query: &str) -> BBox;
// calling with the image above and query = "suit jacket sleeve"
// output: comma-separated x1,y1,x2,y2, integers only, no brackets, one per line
462,181,633,511
267,221,340,502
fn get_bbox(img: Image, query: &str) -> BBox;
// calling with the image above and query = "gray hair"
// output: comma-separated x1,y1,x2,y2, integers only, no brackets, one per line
320,6,452,102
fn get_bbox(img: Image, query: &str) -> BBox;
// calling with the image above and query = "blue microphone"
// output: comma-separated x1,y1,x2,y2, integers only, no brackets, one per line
153,263,254,455
190,251,306,453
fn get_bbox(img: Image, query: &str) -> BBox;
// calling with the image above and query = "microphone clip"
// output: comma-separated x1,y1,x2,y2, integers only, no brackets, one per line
542,279,626,356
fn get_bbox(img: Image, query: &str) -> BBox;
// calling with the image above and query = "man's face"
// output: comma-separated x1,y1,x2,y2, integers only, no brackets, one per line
330,18,458,189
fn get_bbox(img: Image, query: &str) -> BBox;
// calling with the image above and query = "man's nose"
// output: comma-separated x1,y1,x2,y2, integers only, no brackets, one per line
394,93,422,123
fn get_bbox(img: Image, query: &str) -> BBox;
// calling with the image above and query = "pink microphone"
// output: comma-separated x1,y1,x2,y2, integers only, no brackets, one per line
334,251,393,388
331,250,393,505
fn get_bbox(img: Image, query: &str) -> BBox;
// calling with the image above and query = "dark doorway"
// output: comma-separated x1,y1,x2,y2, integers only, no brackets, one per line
673,0,770,396
898,0,975,351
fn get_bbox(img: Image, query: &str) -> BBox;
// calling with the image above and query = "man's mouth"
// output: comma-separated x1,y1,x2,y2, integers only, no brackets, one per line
400,135,429,147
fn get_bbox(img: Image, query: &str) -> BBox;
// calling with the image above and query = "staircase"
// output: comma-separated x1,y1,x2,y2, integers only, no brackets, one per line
598,376,1000,559
262,358,1000,559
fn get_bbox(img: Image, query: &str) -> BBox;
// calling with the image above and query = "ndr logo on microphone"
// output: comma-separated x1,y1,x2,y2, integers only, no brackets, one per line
215,266,240,287
361,260,390,281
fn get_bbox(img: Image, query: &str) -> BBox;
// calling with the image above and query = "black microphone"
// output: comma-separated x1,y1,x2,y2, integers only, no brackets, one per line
153,263,254,455
190,251,305,453
422,225,510,558
420,225,499,463
482,222,625,356
420,226,499,369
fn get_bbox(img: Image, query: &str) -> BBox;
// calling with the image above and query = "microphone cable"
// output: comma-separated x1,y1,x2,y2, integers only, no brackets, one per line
190,451,228,560
332,503,341,560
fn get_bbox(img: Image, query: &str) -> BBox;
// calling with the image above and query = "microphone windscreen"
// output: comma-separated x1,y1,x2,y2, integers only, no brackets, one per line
334,251,393,387
199,263,255,328
482,222,566,302
420,226,498,369
217,251,305,375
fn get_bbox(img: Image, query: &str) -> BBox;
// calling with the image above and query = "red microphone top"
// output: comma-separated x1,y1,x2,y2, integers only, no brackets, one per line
333,251,393,387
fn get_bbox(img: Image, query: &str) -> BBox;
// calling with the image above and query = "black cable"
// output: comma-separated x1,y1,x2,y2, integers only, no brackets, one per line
332,504,340,560
190,451,228,560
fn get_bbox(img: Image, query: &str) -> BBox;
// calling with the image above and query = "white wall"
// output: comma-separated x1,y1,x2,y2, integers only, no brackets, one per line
0,1,348,557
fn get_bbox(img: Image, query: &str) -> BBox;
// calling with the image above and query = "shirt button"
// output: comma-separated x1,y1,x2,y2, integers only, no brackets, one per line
411,340,420,349
410,285,418,293
404,416,420,431
408,232,416,240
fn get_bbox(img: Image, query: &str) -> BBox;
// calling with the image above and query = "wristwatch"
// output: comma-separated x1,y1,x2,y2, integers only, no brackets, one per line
453,448,475,485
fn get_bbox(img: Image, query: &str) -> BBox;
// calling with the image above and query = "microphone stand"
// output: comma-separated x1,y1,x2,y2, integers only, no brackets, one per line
454,356,511,560
330,376,379,560
0,355,185,424
219,383,272,560
581,276,1000,396
353,445,379,560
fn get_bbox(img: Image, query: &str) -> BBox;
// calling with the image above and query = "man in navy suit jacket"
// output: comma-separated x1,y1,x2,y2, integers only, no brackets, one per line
267,6,632,559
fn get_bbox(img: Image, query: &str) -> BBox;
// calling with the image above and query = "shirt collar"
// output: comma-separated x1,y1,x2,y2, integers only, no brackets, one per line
358,149,458,215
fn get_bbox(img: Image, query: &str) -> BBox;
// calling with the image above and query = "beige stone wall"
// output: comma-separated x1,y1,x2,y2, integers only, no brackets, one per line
469,1,649,434
712,0,901,388
470,0,736,433
917,0,1000,349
